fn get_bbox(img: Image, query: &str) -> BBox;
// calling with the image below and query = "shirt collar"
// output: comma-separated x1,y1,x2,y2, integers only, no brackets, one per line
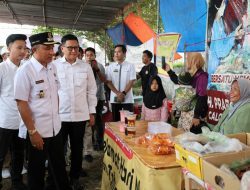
116,60,126,66
61,56,82,65
30,56,52,72
6,58,20,70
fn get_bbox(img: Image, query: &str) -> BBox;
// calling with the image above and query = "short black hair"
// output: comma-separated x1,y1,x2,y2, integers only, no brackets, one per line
85,47,95,55
6,34,27,47
61,34,78,44
143,50,153,60
79,47,84,54
114,44,126,53
57,44,63,57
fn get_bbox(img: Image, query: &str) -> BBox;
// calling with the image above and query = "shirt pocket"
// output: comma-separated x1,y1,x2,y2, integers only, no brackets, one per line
74,72,87,87
123,67,130,81
57,72,67,88
32,83,48,99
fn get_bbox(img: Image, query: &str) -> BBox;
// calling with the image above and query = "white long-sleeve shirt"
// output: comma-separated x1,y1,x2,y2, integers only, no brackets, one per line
53,57,97,122
0,58,21,130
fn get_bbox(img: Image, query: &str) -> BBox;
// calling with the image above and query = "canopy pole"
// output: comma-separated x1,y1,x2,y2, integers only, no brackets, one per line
104,29,107,66
184,42,187,72
157,0,160,34
121,12,125,45
154,0,160,64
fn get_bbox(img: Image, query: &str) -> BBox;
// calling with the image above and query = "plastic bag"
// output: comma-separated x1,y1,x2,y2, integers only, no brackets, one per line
174,132,210,145
174,85,196,112
148,122,172,135
241,171,250,190
204,138,244,154
135,133,153,146
148,134,174,155
182,141,206,154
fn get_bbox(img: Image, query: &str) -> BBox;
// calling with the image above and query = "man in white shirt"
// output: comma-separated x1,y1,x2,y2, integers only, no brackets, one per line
14,32,71,190
0,46,10,62
53,34,97,190
0,34,27,190
106,44,136,121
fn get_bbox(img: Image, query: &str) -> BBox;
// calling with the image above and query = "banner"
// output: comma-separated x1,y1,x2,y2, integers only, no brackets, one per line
101,127,182,190
207,0,250,92
207,90,230,126
157,33,181,65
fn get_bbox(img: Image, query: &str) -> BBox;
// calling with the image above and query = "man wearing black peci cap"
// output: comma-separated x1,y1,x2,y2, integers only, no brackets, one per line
0,34,27,190
14,32,72,190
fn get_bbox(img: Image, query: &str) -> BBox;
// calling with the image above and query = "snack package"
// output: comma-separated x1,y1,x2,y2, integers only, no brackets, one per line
135,133,153,146
148,133,174,155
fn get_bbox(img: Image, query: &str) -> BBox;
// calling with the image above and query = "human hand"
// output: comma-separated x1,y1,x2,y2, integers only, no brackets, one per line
192,118,200,127
165,63,171,72
235,24,245,40
30,132,44,150
89,114,95,126
117,92,125,102
91,60,99,71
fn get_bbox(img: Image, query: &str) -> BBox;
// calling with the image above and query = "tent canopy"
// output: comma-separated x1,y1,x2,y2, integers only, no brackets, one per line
160,0,207,52
0,0,136,31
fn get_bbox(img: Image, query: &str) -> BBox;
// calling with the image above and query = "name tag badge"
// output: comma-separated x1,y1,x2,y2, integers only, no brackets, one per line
113,69,119,72
35,80,44,84
39,90,45,98
145,70,148,75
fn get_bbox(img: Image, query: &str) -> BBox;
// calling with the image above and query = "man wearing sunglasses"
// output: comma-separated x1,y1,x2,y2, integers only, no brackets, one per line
53,34,97,190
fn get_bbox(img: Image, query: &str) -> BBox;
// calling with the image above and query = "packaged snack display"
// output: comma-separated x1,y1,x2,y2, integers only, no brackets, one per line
136,133,174,155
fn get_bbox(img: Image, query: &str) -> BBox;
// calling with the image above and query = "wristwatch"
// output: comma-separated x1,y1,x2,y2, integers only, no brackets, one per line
122,91,127,96
28,129,37,136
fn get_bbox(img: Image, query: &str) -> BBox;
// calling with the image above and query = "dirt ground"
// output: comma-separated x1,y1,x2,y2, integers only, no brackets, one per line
1,150,104,190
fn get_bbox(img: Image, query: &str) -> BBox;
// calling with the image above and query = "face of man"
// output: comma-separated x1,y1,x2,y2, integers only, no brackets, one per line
33,44,55,65
114,47,125,63
1,53,9,61
85,51,95,63
142,53,150,64
61,40,79,63
8,40,26,62
23,48,31,60
78,51,84,60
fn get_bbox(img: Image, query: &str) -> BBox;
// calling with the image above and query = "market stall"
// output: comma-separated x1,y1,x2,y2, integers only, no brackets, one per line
101,121,183,190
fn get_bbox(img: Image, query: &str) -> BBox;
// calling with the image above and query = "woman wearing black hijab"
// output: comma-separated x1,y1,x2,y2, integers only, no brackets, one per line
141,76,168,121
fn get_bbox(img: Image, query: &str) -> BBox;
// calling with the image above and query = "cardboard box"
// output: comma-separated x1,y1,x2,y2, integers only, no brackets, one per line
175,133,250,179
202,149,250,190
175,143,204,179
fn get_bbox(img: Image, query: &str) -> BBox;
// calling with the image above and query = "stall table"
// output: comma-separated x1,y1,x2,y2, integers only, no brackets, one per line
101,121,183,190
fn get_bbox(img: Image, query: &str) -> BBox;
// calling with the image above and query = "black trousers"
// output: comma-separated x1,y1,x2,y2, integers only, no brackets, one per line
27,131,71,190
61,121,86,180
94,100,104,147
111,103,134,122
0,128,24,185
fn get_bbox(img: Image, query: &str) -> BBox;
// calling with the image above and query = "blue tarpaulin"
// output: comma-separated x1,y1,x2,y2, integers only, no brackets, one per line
160,0,207,52
107,23,142,46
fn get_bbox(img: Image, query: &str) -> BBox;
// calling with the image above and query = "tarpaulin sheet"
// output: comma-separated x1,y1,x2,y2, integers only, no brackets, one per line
107,23,142,46
124,13,156,43
160,0,207,52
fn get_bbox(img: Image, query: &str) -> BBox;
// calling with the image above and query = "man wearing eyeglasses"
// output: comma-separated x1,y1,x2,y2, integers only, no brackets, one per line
53,34,97,190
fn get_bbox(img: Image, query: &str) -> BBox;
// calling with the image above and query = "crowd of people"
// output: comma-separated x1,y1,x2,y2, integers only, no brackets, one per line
0,30,250,190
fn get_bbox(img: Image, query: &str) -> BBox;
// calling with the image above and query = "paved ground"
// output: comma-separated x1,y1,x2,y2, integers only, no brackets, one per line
2,150,104,190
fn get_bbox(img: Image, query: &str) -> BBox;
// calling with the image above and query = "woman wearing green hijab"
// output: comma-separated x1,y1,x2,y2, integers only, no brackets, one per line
213,78,250,134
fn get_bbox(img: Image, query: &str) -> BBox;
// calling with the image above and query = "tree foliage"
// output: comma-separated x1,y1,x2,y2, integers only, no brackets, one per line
32,0,163,61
